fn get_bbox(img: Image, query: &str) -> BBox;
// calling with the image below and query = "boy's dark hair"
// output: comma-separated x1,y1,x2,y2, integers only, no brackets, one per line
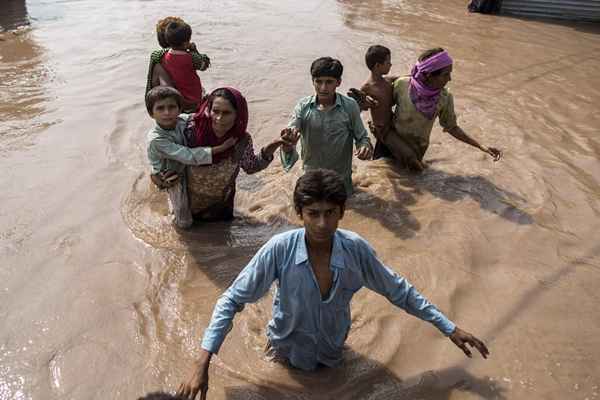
165,21,192,48
418,47,446,76
310,57,343,80
137,392,184,400
365,45,391,70
156,16,185,48
294,169,347,214
145,86,183,115
210,88,238,111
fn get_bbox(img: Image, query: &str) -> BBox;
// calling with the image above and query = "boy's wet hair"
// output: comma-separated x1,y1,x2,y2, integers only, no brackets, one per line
294,169,347,214
145,86,183,115
310,57,343,80
418,47,446,76
156,16,185,48
365,45,391,70
137,392,184,400
165,21,192,48
210,88,238,111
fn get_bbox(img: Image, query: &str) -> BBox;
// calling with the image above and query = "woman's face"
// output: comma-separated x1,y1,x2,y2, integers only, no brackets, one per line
424,65,453,90
211,96,237,137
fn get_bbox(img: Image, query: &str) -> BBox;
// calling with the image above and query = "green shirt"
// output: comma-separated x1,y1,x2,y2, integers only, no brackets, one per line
392,76,458,158
281,93,372,194
146,113,212,174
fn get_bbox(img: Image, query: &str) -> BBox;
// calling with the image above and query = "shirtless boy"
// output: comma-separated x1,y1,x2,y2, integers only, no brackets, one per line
351,45,425,171
351,46,501,171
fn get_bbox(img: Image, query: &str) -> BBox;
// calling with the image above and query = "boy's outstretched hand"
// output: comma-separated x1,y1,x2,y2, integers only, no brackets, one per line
449,327,489,359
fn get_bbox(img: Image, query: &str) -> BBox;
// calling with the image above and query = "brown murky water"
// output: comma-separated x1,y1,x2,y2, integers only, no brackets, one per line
1,0,600,398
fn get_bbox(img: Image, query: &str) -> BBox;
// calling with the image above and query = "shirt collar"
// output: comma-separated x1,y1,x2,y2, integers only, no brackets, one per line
295,229,346,269
308,93,342,109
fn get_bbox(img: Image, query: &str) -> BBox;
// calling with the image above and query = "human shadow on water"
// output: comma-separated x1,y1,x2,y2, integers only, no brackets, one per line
220,349,506,400
415,165,532,225
176,214,298,288
347,183,421,241
381,160,533,226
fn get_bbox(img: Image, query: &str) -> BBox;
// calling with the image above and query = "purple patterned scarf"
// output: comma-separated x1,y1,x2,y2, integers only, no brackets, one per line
409,51,453,120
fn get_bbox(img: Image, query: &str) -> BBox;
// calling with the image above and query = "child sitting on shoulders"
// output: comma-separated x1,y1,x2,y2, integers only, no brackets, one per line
145,17,210,112
145,86,236,228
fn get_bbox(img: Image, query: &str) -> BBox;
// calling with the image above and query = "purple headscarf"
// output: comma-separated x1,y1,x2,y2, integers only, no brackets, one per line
409,50,453,120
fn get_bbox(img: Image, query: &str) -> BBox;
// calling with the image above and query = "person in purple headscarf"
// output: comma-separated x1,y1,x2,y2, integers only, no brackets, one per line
355,47,501,171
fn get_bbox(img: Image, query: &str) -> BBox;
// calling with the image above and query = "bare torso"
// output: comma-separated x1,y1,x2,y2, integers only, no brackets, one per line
308,248,333,300
361,76,394,140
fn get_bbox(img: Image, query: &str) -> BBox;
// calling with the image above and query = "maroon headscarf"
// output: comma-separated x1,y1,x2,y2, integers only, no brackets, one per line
191,87,248,162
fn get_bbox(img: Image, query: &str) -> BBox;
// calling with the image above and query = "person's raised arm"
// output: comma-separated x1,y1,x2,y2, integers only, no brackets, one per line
355,237,489,359
178,239,281,399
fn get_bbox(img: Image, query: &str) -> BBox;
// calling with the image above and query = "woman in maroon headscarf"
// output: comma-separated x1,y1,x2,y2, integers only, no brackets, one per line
171,87,286,226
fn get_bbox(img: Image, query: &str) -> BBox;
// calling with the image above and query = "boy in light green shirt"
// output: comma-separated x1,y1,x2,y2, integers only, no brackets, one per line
280,57,373,195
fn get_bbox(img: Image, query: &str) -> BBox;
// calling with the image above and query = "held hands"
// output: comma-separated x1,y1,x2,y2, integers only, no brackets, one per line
449,327,490,359
355,144,373,160
280,127,300,153
482,146,502,161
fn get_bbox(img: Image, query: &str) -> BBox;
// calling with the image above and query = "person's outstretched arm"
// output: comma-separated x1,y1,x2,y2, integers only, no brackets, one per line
445,125,502,161
439,94,501,161
355,237,489,359
178,239,280,399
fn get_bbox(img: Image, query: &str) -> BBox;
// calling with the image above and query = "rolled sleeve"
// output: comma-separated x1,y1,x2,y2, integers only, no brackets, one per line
201,240,279,353
357,239,455,336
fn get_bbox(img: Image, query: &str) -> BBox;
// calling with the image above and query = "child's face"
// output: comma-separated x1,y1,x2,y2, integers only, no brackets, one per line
312,76,341,104
376,55,392,75
151,97,180,129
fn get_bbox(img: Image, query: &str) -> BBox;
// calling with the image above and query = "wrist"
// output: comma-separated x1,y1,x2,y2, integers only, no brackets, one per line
260,147,274,161
195,349,212,367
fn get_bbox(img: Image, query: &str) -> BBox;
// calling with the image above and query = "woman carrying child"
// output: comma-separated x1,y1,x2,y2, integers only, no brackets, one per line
154,87,288,228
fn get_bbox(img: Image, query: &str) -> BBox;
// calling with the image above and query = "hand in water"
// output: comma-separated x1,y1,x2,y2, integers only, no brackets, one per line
280,127,300,152
485,147,502,161
449,327,489,359
178,359,210,400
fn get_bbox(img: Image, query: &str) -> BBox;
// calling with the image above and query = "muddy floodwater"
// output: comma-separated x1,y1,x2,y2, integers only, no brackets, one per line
1,0,600,399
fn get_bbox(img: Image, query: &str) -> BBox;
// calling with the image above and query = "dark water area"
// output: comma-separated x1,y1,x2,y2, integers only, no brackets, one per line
1,0,600,399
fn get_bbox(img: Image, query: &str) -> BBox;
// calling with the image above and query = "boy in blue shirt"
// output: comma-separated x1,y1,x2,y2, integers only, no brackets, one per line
178,169,489,399
280,57,373,195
